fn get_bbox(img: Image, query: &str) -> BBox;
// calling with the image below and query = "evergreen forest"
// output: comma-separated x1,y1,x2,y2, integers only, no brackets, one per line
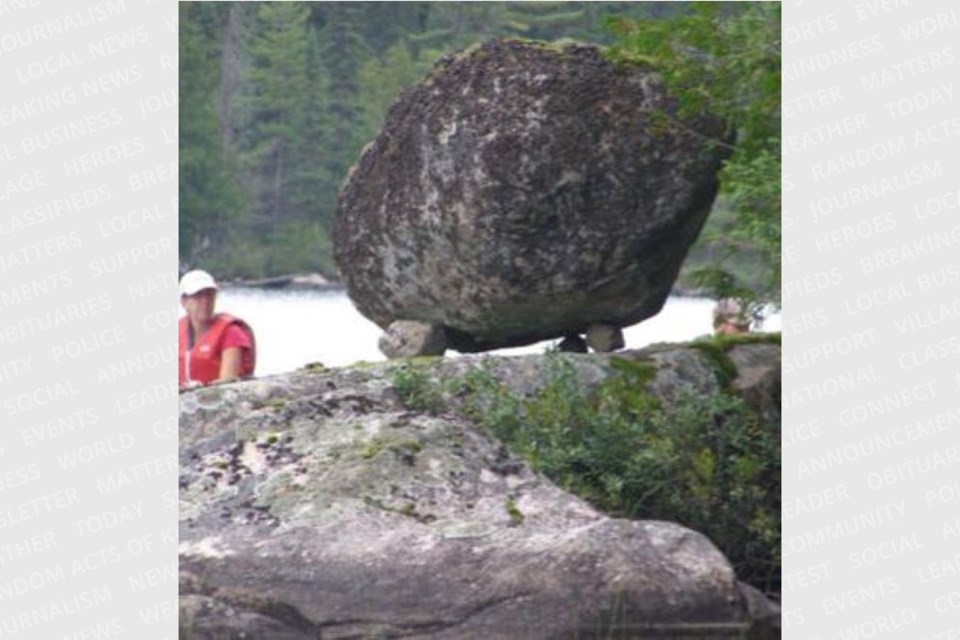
179,2,781,308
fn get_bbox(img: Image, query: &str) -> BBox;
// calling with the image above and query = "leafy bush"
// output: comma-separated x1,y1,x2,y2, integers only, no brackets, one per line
457,353,781,596
391,362,445,414
606,3,782,309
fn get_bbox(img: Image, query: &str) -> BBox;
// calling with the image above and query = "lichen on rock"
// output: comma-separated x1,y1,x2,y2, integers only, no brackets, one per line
334,38,730,354
179,342,780,639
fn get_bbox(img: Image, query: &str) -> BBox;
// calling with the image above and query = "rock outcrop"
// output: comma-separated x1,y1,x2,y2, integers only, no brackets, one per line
179,341,780,639
334,38,729,355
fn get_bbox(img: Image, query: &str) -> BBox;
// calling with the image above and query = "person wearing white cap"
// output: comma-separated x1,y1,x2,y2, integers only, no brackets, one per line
713,298,751,335
178,270,256,388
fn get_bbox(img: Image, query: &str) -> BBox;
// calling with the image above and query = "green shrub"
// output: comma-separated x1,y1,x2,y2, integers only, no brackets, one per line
392,363,445,414
458,353,781,596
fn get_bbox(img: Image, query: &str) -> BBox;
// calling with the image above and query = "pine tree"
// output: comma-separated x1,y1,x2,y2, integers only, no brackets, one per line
180,1,715,279
314,3,374,209
358,40,424,137
240,3,311,233
179,2,242,266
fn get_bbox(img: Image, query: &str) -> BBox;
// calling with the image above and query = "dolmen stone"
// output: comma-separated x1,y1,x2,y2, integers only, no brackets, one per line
334,38,729,356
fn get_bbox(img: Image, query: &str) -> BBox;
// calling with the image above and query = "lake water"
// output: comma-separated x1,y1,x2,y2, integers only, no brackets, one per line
209,288,781,377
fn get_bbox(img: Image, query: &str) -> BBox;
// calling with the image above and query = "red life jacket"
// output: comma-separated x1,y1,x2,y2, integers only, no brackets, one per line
178,314,256,387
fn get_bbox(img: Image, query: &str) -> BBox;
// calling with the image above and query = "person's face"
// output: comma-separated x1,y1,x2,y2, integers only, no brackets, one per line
716,320,748,335
181,288,217,326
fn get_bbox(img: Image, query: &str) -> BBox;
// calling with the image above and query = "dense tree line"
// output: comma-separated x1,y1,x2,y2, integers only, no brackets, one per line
179,2,780,311
179,2,681,279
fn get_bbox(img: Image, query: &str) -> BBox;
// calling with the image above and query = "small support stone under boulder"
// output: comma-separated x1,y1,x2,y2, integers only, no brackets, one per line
586,323,625,353
557,335,588,353
378,320,446,358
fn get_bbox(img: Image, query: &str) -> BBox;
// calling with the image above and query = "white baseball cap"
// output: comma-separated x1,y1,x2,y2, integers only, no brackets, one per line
179,270,219,296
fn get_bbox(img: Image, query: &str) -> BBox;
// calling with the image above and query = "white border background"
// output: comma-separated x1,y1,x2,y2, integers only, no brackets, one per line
783,0,960,638
2,1,958,637
1,1,177,637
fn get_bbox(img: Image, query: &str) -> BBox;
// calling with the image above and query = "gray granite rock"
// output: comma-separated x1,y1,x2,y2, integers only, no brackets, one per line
179,343,780,638
334,38,729,353
378,319,447,358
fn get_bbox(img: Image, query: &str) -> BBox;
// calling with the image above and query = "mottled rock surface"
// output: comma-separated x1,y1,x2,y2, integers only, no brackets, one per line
179,342,780,639
585,323,625,353
378,319,447,358
334,38,729,353
728,343,782,426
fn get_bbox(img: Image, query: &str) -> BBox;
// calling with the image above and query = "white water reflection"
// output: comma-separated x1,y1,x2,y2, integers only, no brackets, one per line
209,288,780,377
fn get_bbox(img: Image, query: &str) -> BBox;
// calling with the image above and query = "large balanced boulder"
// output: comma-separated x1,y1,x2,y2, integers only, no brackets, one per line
334,38,729,354
179,343,780,639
